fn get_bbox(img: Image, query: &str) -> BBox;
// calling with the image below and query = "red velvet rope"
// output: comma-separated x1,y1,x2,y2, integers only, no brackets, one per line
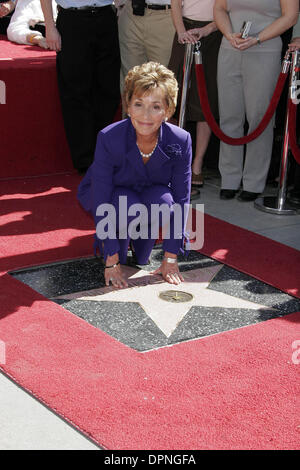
288,99,300,164
195,63,288,146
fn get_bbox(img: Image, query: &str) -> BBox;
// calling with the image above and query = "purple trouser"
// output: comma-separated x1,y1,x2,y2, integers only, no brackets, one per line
101,185,177,265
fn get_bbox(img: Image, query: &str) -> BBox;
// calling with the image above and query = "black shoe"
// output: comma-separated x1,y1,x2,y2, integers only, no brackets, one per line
237,190,260,202
190,188,201,201
128,242,151,266
287,189,300,206
128,254,151,267
220,189,238,200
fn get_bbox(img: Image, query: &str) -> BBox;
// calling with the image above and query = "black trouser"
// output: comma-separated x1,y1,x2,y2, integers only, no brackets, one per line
30,22,46,37
293,107,300,190
56,6,120,170
0,16,11,35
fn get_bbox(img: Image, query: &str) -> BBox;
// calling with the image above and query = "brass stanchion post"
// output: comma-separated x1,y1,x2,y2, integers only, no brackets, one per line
178,42,200,128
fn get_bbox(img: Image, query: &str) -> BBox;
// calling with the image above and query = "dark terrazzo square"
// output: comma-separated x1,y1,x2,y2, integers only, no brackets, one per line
10,257,105,298
208,265,300,314
55,299,168,351
168,306,282,346
9,248,300,352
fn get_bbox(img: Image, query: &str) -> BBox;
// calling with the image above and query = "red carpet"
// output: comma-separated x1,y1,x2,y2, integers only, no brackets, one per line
0,36,73,178
0,173,93,274
0,174,299,449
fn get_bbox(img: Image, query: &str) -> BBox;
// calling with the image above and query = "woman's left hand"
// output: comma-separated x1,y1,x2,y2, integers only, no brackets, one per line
188,25,214,41
151,258,184,285
288,37,300,52
178,30,199,44
233,36,259,50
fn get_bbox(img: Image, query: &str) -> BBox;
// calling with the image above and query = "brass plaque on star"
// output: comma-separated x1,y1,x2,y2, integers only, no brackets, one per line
159,290,194,303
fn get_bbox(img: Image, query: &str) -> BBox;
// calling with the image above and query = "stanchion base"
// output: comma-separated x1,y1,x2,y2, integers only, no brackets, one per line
254,196,298,215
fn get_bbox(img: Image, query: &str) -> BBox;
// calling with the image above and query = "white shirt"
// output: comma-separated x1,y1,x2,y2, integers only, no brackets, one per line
56,0,112,8
183,0,215,22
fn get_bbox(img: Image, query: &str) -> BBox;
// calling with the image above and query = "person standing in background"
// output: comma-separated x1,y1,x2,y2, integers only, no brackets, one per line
168,0,222,195
41,0,121,174
214,0,299,202
118,0,175,94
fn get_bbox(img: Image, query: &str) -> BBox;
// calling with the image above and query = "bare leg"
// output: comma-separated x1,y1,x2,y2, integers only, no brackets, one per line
192,121,211,184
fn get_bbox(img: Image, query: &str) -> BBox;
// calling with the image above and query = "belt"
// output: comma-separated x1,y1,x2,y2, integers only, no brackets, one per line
145,4,171,10
57,5,111,13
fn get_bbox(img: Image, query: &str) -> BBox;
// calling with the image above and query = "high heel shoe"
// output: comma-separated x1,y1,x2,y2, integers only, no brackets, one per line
128,241,151,266
192,171,204,187
220,189,238,200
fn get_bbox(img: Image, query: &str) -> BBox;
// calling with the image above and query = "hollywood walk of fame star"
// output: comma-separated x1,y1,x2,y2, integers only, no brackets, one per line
55,264,276,338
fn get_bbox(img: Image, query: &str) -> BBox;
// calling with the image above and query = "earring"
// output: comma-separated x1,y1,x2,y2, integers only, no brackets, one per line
127,112,131,117
165,117,168,122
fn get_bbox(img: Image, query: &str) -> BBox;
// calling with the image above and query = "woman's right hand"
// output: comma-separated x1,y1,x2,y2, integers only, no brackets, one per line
226,32,243,48
105,254,128,288
45,25,61,52
178,30,199,44
288,37,300,51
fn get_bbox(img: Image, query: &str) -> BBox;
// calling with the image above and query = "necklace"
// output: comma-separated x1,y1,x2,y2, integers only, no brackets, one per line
137,138,158,159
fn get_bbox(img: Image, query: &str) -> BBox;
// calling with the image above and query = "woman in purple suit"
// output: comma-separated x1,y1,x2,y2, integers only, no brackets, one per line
78,62,192,289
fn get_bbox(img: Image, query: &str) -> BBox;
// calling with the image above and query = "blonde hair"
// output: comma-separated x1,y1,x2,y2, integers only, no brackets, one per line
123,62,178,117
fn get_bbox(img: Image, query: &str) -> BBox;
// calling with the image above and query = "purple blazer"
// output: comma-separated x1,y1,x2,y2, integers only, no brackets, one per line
78,118,192,257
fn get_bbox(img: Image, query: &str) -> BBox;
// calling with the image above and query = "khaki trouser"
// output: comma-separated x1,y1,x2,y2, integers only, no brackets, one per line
118,1,175,93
